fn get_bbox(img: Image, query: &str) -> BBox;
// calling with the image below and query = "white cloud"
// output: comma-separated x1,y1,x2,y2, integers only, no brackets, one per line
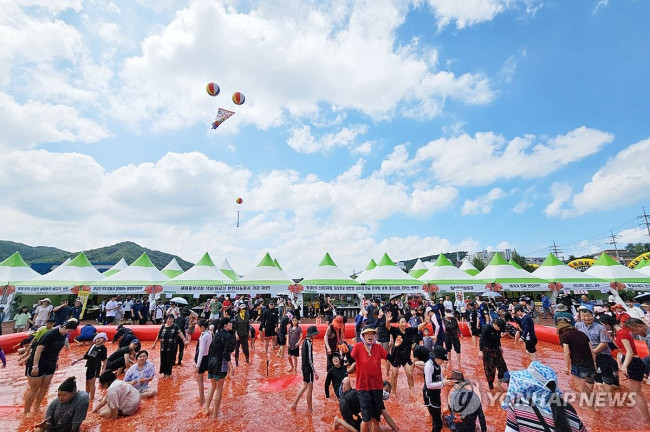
0,93,111,149
415,126,614,186
544,182,573,218
500,55,518,83
513,199,532,213
593,0,609,15
424,0,514,30
110,0,495,132
287,124,369,154
461,187,506,215
0,149,462,275
550,138,650,217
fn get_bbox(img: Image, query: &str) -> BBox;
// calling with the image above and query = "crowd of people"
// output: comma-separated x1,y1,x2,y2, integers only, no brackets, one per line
3,290,650,431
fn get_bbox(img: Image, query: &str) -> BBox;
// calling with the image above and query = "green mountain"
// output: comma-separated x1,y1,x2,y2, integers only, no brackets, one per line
0,240,193,271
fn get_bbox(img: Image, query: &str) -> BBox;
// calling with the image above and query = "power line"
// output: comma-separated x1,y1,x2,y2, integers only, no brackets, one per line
639,207,650,241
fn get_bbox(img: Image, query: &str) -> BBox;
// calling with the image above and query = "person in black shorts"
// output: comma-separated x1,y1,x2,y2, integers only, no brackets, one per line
333,377,398,432
71,332,108,402
260,301,279,355
106,339,140,375
443,309,463,364
386,310,428,395
24,318,79,414
291,325,319,412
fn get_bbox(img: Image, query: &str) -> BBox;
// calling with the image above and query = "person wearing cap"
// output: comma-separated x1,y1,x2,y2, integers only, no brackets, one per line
422,345,453,432
24,318,79,414
71,332,108,402
478,319,509,390
557,320,596,395
124,350,157,399
106,338,141,375
33,298,53,327
350,325,390,432
234,302,251,366
291,325,320,412
553,303,575,325
204,316,235,419
151,314,188,378
575,306,618,392
31,376,89,432
514,305,538,361
52,299,74,327
443,370,487,432
325,315,347,371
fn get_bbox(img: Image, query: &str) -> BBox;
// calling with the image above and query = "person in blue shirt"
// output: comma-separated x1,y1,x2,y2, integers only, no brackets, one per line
514,305,538,361
53,301,74,326
541,294,552,319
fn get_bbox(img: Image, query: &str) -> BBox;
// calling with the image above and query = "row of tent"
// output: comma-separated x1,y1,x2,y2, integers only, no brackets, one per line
1,249,650,296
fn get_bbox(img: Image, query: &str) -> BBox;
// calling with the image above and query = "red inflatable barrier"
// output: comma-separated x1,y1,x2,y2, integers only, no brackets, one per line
2,322,646,357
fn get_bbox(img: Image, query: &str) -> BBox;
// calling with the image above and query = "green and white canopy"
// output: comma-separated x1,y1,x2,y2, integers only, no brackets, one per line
236,253,293,293
475,253,547,291
92,252,168,294
165,252,234,294
300,253,360,293
508,259,523,269
161,258,184,279
419,254,485,292
220,259,239,281
103,258,128,277
0,252,40,285
408,259,429,279
636,258,650,276
584,253,650,290
358,253,421,291
459,258,480,276
18,253,105,294
532,253,609,291
354,259,378,283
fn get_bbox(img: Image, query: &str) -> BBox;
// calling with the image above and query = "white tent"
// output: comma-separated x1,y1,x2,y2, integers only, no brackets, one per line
475,252,547,291
419,254,484,292
459,258,480,276
236,253,293,293
408,259,429,279
18,253,104,294
354,259,378,283
300,253,360,293
219,259,239,281
0,252,40,285
103,258,128,277
532,253,610,293
161,258,184,279
93,253,168,295
360,253,421,289
165,252,234,294
584,253,650,291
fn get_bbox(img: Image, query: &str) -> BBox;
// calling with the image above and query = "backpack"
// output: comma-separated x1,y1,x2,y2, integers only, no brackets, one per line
448,386,481,431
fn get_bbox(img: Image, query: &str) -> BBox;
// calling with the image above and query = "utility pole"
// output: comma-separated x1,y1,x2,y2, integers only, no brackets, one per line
638,207,650,241
607,230,621,261
549,240,562,258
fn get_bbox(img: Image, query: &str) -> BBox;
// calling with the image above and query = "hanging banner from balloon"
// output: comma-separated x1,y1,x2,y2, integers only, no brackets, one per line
212,108,235,129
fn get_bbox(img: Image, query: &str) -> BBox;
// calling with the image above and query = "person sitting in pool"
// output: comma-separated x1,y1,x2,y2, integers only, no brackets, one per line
31,376,89,432
123,350,157,399
93,370,141,419
332,377,398,432
106,339,141,375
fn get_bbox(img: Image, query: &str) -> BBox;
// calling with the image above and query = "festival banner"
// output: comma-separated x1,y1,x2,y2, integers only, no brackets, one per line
73,285,92,319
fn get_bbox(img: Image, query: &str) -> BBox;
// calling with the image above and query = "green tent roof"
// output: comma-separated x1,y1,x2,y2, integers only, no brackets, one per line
196,252,216,267
68,252,94,268
508,259,523,270
319,252,336,267
540,253,565,267
433,254,455,267
0,252,30,268
593,252,621,267
488,253,510,266
131,253,156,268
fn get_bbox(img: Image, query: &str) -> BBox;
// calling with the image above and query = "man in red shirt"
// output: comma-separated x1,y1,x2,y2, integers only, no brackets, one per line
351,326,389,432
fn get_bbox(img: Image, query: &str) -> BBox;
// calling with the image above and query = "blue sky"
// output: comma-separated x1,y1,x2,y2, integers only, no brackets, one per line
1,0,649,277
